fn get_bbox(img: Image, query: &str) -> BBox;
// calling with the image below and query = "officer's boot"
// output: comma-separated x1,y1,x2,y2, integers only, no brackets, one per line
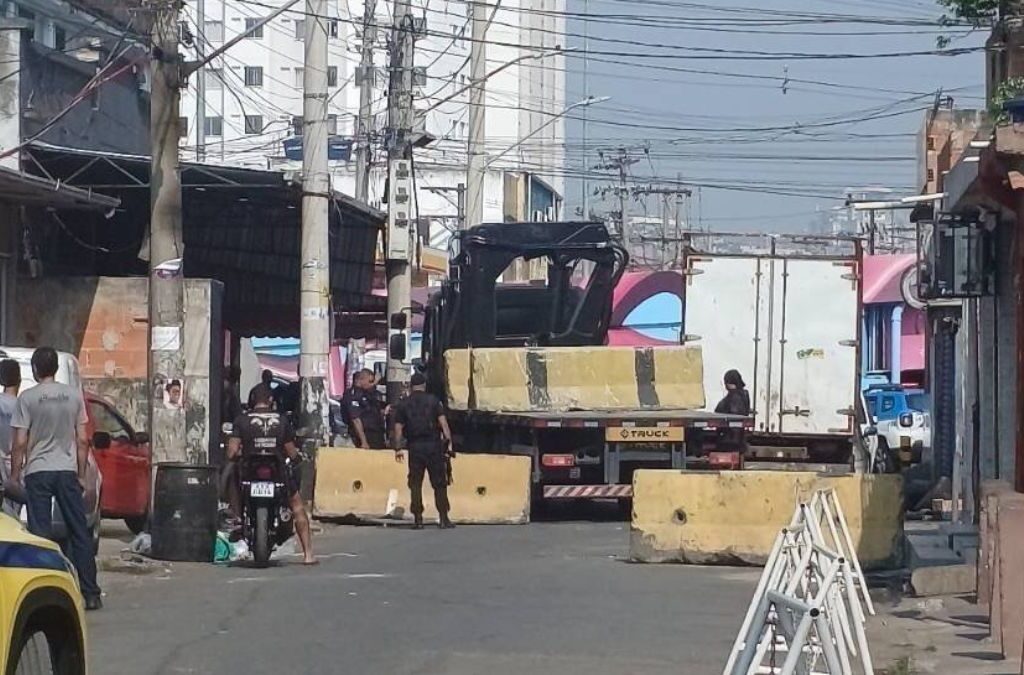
436,488,455,529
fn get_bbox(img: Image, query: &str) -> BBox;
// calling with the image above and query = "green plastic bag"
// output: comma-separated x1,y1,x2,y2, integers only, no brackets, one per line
213,532,231,564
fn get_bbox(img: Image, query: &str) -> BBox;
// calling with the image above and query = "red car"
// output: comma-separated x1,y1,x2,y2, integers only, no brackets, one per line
84,393,151,533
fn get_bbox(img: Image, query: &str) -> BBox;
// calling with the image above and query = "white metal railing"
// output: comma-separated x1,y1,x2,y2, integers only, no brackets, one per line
723,488,875,675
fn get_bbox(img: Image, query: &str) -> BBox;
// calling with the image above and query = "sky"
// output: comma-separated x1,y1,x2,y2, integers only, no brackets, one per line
559,0,987,232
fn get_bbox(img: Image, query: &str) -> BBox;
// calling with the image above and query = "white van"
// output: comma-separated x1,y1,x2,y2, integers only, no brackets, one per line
0,347,83,392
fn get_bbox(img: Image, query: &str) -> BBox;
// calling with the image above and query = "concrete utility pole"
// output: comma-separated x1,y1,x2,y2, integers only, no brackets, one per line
427,184,466,229
195,0,206,162
354,0,376,203
384,0,415,403
466,0,488,228
595,148,638,249
148,0,303,464
300,0,331,442
633,182,691,269
149,2,188,464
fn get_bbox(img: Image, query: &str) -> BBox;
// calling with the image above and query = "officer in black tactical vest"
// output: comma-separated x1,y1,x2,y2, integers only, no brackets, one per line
392,373,454,529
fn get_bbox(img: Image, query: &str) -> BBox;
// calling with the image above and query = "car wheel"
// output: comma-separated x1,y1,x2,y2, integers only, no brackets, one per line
12,630,55,675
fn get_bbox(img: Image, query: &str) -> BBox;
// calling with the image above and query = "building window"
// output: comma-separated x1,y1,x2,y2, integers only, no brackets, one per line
292,116,303,136
329,20,339,37
204,20,224,41
927,169,935,183
204,116,223,137
294,67,304,88
327,114,338,135
294,19,305,40
244,66,263,87
205,68,223,91
927,136,936,151
244,17,264,38
54,26,66,50
178,116,188,138
327,65,338,87
245,115,263,135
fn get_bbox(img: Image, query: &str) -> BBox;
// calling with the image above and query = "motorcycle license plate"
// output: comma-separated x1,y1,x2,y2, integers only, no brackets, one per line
249,482,275,498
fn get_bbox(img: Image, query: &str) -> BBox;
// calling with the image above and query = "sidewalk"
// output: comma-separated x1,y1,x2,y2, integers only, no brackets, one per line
870,592,1019,675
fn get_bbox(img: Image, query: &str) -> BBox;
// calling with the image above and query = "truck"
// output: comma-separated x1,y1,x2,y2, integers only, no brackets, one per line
680,235,863,464
419,221,750,502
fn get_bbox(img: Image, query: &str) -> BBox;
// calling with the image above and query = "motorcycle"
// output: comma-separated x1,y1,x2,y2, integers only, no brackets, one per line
239,451,295,567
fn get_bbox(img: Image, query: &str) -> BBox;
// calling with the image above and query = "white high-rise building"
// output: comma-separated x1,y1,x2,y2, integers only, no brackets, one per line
180,0,566,248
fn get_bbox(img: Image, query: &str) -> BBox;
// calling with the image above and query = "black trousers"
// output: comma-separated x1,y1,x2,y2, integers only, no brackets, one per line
407,444,450,517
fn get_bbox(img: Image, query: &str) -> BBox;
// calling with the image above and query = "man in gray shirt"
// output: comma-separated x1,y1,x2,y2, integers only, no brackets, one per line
11,347,101,610
0,359,22,517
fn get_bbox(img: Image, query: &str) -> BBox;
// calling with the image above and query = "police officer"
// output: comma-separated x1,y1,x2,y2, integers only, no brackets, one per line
345,369,387,449
393,373,454,530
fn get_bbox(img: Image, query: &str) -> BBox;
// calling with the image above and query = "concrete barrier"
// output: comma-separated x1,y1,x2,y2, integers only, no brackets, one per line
630,470,903,569
443,345,705,412
314,447,531,524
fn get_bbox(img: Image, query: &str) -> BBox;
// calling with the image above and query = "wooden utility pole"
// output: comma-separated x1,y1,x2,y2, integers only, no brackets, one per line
149,1,188,464
300,0,331,442
384,0,415,404
354,0,376,203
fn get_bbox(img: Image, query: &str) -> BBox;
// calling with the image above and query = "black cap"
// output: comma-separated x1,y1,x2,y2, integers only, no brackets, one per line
410,372,427,387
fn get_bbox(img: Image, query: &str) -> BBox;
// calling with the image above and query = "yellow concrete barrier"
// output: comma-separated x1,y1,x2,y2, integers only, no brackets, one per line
630,470,903,569
443,345,705,412
314,447,531,524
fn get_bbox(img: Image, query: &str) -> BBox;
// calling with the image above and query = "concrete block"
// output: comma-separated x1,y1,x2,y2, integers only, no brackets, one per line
629,470,904,569
443,349,471,410
911,563,977,597
979,480,1012,606
314,448,531,524
446,345,706,413
995,492,1024,660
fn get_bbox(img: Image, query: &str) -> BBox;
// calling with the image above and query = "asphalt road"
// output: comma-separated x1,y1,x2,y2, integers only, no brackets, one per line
89,514,758,675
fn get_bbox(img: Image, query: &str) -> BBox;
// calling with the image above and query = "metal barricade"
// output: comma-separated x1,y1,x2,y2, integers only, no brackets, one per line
723,488,875,675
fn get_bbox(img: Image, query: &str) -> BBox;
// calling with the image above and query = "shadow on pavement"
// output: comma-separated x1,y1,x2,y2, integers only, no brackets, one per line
532,499,630,523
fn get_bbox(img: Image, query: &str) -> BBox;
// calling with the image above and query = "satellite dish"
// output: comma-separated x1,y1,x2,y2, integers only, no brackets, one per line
901,265,926,310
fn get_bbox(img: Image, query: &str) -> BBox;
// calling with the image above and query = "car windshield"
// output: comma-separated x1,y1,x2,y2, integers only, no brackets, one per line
906,392,928,412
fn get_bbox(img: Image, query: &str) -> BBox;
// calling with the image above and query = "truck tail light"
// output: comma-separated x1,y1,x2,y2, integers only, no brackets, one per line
541,454,575,468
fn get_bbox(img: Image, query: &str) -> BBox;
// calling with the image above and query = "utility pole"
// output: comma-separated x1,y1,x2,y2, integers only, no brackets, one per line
632,182,691,270
384,0,415,403
580,0,589,220
594,148,638,246
427,184,466,229
148,0,301,464
149,1,188,464
354,0,376,202
466,0,488,227
300,0,331,442
195,0,206,162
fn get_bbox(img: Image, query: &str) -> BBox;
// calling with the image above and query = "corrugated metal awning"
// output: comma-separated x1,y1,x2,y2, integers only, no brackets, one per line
0,165,119,210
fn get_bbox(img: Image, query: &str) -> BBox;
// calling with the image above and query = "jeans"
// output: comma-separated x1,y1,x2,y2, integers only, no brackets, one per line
25,471,100,598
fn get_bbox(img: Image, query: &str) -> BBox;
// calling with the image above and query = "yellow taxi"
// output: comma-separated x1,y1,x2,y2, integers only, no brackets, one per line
0,514,86,674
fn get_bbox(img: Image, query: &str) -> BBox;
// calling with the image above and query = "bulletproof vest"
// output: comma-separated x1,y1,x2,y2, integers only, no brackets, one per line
402,392,440,441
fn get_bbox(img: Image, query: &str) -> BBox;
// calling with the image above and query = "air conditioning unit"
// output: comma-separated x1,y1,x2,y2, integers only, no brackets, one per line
918,211,994,300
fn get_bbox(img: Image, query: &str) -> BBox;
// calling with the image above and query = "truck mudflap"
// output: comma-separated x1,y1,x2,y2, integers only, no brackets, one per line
544,484,633,499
